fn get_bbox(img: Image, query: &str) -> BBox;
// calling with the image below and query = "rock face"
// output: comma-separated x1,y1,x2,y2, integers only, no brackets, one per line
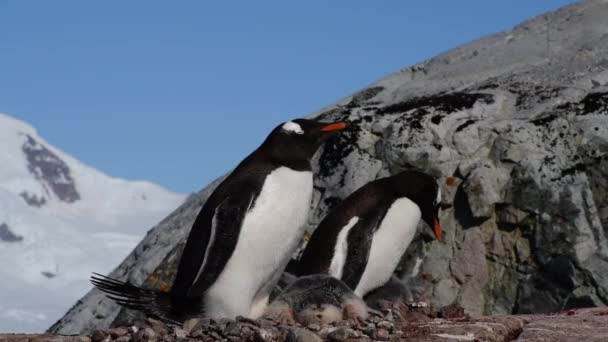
50,0,608,334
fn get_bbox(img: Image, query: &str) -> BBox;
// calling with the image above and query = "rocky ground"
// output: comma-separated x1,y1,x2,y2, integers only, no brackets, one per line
5,305,608,342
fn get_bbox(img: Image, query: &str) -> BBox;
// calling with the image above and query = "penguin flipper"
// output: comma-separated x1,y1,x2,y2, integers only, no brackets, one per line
341,215,382,290
179,192,256,298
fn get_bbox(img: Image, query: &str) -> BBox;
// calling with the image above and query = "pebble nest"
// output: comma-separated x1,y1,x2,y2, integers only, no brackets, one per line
88,301,464,342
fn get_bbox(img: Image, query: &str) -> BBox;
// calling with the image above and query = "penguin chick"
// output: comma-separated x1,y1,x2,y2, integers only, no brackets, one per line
363,275,413,310
269,271,299,301
264,274,368,325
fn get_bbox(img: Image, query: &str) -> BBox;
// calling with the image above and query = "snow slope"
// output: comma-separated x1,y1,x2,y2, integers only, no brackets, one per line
0,113,186,333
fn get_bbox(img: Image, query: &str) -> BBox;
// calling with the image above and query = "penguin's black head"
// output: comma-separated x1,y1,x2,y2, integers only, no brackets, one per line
393,171,443,241
262,118,347,167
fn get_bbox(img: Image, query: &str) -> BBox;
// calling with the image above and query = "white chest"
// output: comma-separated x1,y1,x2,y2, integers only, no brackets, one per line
240,167,313,259
206,167,313,315
354,197,421,297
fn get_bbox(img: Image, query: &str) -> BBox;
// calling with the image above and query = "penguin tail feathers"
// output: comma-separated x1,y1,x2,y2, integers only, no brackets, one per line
90,273,184,324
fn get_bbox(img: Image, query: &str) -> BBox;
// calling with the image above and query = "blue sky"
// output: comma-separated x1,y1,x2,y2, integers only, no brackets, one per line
0,1,576,193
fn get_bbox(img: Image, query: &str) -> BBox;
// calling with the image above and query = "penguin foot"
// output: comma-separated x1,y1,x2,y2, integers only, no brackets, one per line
342,300,369,328
277,310,296,326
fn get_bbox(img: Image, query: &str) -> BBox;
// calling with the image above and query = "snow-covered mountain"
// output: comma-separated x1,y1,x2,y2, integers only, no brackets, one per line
0,113,186,333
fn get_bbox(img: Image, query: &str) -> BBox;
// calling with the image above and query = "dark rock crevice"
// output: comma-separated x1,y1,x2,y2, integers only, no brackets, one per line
453,184,489,229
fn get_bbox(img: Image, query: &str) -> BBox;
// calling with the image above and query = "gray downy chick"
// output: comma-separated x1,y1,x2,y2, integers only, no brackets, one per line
363,275,413,310
264,274,368,325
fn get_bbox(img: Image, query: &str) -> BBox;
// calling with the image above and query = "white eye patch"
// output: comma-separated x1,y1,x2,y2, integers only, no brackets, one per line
435,183,442,205
282,121,304,134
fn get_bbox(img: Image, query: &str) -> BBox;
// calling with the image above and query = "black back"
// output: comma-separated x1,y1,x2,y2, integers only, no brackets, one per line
296,170,440,290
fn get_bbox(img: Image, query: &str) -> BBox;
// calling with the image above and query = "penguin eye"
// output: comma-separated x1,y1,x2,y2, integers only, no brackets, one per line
282,121,305,135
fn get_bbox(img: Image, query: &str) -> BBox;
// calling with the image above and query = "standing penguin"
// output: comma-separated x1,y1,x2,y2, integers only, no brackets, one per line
296,170,442,298
92,119,346,322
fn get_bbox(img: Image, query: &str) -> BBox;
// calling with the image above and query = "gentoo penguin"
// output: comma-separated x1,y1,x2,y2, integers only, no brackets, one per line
264,274,368,325
91,119,347,323
296,170,442,298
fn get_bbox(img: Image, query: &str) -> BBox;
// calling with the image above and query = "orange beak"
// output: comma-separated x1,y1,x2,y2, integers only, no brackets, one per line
320,122,347,132
434,217,442,241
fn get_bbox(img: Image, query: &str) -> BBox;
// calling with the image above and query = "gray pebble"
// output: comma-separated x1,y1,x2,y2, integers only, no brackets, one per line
287,327,323,342
306,323,320,331
317,326,335,339
150,324,168,337
240,322,260,331
237,316,261,326
336,320,353,328
173,328,187,339
91,330,107,342
377,320,393,331
109,327,129,338
182,318,200,333
190,329,204,338
133,327,157,342
364,327,375,338
327,327,352,341
254,328,276,342
373,328,390,341
224,321,241,336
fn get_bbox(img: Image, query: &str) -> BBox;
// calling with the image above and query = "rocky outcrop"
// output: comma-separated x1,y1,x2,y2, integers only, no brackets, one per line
19,191,46,207
0,222,23,242
50,0,608,334
22,134,80,203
